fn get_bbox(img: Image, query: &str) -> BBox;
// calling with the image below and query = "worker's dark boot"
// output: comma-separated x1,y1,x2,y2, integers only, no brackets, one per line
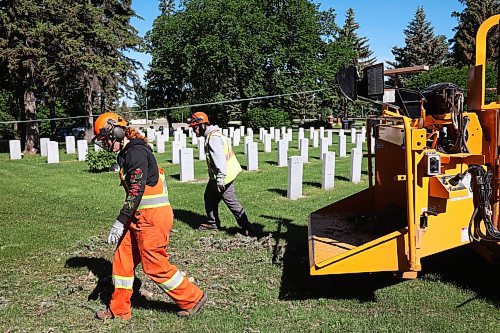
178,293,208,317
198,223,219,231
240,223,258,237
95,308,114,320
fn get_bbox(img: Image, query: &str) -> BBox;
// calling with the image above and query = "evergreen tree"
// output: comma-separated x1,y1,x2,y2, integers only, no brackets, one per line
390,7,449,68
338,7,376,69
451,0,500,66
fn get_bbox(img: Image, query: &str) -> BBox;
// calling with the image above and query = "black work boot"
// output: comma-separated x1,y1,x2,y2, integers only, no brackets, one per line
198,223,219,231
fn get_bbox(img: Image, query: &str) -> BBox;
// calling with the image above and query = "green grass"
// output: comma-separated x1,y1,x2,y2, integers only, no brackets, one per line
0,136,498,333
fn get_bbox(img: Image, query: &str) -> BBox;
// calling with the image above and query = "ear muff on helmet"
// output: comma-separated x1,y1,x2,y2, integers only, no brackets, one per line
112,126,125,140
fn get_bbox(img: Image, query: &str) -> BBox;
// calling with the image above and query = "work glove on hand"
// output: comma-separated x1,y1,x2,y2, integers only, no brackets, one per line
107,220,125,244
216,175,226,193
217,181,225,193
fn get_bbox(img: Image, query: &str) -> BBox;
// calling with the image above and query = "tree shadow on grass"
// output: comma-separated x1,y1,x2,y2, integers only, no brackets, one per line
262,213,500,307
268,188,287,197
266,160,277,166
174,208,265,237
65,257,179,313
173,208,205,230
420,246,500,308
170,174,181,181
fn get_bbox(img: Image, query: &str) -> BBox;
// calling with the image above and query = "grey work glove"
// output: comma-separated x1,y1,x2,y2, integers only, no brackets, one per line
216,175,226,193
107,220,125,244
216,180,225,193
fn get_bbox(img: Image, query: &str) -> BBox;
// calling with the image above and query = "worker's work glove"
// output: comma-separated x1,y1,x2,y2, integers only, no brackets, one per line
107,220,125,244
216,180,225,193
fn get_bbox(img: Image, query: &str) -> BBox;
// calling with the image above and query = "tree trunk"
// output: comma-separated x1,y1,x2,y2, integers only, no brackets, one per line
48,95,57,140
84,83,94,141
24,89,39,154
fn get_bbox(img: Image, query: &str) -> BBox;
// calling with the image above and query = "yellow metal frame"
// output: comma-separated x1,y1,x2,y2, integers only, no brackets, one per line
475,14,500,110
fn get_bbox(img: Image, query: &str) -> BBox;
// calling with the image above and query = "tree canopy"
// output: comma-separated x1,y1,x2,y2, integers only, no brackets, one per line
390,7,449,68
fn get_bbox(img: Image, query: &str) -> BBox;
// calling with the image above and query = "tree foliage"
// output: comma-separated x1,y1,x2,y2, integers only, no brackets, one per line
390,7,449,68
146,0,354,124
338,7,376,69
0,0,141,151
451,0,500,66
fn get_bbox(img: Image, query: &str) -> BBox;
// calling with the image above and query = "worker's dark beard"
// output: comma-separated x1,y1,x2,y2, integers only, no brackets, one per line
197,124,207,137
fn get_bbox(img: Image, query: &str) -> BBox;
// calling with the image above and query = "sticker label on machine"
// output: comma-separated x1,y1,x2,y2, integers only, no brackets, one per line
461,227,469,242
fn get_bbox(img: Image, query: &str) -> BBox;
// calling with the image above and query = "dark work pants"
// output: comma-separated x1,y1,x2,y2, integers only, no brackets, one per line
204,180,251,229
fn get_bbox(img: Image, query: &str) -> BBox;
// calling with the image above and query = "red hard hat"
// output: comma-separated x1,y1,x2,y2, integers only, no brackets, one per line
188,112,209,127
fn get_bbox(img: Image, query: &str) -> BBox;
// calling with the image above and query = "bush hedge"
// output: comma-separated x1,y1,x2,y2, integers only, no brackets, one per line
86,149,118,173
244,107,291,129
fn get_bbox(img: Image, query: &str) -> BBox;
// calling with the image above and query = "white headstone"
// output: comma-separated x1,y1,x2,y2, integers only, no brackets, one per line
339,134,347,157
65,136,76,154
239,126,245,136
77,140,88,161
287,156,303,200
361,126,367,142
309,127,315,139
40,138,50,157
198,137,206,160
322,152,336,190
157,135,166,154
247,128,253,137
172,141,181,164
244,136,253,155
179,148,194,182
47,141,59,164
327,130,333,146
351,128,357,144
147,128,155,142
94,143,102,152
298,128,304,143
319,127,325,138
300,138,309,163
281,126,286,134
180,134,187,148
287,128,293,140
350,148,362,183
259,128,264,141
191,134,198,146
274,128,281,142
233,129,241,147
339,129,344,137
320,138,329,160
229,127,235,138
188,128,194,138
175,131,182,142
278,140,288,167
312,131,319,148
264,133,272,153
9,140,22,160
246,142,258,171
222,129,229,137
269,127,275,138
356,134,363,151
371,130,376,152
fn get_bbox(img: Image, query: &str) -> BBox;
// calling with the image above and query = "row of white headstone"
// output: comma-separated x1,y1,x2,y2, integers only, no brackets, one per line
9,128,368,191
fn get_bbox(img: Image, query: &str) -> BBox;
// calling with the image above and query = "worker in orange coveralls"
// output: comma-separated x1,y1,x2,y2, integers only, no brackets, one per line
92,112,207,320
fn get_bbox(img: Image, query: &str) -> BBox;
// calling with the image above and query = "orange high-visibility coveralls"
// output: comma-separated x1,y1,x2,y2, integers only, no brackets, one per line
109,168,203,319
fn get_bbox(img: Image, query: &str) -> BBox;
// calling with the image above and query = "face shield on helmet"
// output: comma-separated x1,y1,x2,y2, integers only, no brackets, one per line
187,112,209,137
92,112,128,151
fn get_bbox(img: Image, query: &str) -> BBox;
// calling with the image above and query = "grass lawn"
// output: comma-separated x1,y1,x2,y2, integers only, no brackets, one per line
0,135,498,332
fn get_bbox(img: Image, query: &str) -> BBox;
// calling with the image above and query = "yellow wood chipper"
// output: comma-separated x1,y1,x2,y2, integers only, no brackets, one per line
308,15,500,279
